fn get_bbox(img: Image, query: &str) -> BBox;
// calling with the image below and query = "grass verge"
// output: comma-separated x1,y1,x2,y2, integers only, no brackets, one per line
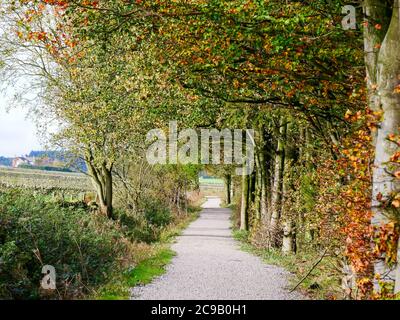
232,229,343,300
94,208,201,300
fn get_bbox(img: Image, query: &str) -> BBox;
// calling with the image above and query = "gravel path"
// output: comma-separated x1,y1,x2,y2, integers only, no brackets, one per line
130,196,306,300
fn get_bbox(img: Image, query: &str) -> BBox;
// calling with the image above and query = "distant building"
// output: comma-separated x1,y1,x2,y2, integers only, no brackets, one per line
12,157,34,168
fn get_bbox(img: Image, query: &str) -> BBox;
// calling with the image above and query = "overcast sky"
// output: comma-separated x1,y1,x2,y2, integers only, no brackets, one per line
0,92,42,157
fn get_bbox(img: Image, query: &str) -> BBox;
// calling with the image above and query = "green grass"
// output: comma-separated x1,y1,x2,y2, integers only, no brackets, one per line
232,229,343,300
126,248,175,287
96,248,175,300
95,209,201,300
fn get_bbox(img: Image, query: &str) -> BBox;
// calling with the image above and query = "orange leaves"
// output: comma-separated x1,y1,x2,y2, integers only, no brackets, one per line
337,108,376,298
390,152,400,163
393,84,400,94
344,110,362,122
344,109,352,120
13,1,80,62
391,199,400,208
370,83,378,90
374,222,400,267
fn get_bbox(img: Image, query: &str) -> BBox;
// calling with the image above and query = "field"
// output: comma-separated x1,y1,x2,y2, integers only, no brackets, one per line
0,166,93,192
0,167,224,194
198,177,225,199
198,176,224,186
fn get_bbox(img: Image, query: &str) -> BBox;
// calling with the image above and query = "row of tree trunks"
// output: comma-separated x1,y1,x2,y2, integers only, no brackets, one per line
270,116,287,247
239,114,299,254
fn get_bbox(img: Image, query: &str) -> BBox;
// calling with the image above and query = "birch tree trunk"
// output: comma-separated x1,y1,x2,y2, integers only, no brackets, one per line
395,236,400,294
282,119,295,254
364,0,400,290
240,171,249,230
282,220,295,254
258,128,269,222
254,154,262,221
270,116,287,246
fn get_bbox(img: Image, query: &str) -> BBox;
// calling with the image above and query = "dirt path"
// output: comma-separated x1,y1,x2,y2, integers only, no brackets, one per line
130,196,305,300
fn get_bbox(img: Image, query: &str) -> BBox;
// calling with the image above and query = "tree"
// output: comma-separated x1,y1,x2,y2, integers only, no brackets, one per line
363,0,400,292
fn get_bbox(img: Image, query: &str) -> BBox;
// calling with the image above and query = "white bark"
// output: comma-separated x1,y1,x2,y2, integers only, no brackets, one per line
368,0,400,289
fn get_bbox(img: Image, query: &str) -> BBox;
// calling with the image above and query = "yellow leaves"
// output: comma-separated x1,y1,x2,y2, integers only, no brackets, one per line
284,61,292,70
263,43,271,53
344,109,352,120
392,199,400,208
345,110,362,122
393,84,400,94
374,222,400,267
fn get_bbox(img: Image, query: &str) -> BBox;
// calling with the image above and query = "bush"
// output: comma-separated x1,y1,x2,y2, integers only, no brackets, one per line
0,188,130,299
143,198,172,228
117,211,160,244
115,198,172,244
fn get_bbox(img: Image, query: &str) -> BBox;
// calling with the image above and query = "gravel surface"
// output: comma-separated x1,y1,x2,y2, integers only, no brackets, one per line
130,196,306,300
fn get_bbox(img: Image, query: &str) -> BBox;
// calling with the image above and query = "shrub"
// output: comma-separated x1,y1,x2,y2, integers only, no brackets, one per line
0,188,130,299
143,198,172,228
114,197,172,244
117,211,160,244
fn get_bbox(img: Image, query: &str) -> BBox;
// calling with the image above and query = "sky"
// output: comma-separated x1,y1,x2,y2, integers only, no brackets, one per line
0,92,42,157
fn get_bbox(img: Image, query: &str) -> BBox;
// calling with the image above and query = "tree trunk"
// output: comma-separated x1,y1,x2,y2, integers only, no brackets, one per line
395,236,400,295
282,119,295,254
270,116,287,246
225,174,232,205
364,0,400,290
86,156,114,219
254,153,262,221
262,130,273,225
363,0,392,135
240,171,249,230
282,220,295,254
101,164,113,219
258,128,268,222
